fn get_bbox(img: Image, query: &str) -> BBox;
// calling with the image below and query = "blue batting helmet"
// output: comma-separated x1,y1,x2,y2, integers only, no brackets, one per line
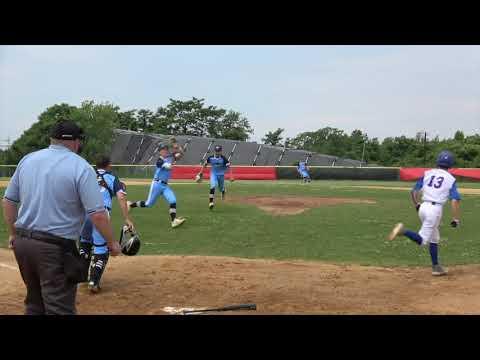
214,145,222,152
436,150,455,169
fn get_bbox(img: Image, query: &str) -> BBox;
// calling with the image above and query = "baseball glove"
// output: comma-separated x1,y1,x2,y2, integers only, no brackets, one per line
451,219,460,228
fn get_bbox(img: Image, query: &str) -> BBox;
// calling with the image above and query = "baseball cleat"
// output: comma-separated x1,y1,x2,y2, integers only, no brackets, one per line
172,217,186,228
388,223,405,241
432,265,448,276
88,281,101,294
209,202,214,210
221,192,225,200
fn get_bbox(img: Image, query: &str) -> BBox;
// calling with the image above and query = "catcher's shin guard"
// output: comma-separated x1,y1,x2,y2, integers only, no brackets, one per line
79,240,93,262
89,253,109,288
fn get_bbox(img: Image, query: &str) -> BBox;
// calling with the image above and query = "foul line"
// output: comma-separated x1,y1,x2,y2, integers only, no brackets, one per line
0,263,18,271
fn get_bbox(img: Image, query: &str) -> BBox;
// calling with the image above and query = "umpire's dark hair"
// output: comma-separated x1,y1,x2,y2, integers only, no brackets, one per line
95,155,112,169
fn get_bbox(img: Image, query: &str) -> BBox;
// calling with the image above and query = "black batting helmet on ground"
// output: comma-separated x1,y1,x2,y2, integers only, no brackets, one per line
119,225,141,256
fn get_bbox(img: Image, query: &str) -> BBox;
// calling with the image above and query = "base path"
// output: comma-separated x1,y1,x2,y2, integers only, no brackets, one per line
2,249,480,314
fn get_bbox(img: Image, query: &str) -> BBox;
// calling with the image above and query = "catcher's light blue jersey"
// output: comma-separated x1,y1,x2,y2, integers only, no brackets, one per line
96,169,123,210
81,168,125,254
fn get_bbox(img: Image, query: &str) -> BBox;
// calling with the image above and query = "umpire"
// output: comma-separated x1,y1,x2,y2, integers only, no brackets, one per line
2,120,121,315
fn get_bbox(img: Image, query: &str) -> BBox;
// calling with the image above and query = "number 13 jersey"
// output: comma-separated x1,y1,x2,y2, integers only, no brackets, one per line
413,168,461,205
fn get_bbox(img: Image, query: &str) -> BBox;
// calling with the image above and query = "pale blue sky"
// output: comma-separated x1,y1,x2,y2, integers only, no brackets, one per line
1,45,479,144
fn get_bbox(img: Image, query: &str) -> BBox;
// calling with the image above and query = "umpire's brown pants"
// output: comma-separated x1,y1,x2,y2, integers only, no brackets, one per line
13,235,77,315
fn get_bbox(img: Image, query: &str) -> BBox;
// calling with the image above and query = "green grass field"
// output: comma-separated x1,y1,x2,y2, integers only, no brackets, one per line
1,180,479,267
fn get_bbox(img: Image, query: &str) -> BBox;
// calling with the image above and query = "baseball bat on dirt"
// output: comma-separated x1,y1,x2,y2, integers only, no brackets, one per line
182,303,257,315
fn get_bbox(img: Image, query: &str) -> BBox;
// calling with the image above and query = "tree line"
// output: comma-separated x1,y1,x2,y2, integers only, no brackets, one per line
262,127,480,168
1,98,479,168
0,98,253,165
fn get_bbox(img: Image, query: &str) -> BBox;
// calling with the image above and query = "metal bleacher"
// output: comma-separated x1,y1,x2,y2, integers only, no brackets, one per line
253,145,282,166
279,149,309,166
174,135,210,165
110,129,364,167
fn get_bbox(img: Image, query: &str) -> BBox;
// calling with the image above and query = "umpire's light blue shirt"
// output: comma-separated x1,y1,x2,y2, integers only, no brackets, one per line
3,144,105,240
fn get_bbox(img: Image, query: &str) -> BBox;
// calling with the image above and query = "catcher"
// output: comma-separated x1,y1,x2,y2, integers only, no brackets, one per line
195,145,231,210
128,139,186,228
79,155,136,293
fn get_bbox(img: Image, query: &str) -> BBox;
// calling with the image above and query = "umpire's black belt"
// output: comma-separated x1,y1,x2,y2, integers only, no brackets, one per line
16,228,72,248
154,179,168,185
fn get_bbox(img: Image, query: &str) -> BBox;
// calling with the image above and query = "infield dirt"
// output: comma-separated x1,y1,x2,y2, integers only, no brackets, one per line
2,249,480,315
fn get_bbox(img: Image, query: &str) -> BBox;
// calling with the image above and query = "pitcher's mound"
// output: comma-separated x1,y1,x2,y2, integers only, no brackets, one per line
229,196,376,215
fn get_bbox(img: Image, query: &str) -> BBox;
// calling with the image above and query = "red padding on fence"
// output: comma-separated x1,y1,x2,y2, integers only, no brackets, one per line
399,168,430,181
400,168,480,181
452,169,480,180
171,166,277,180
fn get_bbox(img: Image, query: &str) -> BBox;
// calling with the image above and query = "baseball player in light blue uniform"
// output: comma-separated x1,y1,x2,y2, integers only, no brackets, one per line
297,161,311,183
128,143,186,228
388,150,461,276
197,145,231,210
79,155,135,293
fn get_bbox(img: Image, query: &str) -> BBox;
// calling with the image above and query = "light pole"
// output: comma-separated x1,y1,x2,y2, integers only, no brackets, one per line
361,141,366,167
423,131,427,167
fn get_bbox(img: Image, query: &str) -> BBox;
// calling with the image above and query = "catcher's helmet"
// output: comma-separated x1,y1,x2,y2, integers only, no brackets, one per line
436,150,455,169
214,145,222,152
119,225,141,256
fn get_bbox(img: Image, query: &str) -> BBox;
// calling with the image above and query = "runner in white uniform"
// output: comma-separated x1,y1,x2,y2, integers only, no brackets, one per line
388,150,461,276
